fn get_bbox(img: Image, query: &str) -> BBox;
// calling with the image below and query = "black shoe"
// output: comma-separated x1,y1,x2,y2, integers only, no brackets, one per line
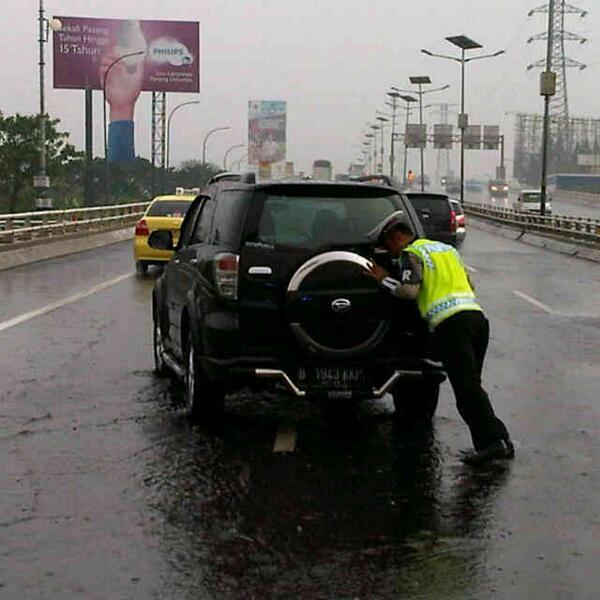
461,438,515,466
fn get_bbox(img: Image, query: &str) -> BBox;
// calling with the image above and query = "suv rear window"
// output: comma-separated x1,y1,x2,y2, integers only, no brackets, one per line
257,193,401,249
406,195,451,216
522,193,541,203
147,200,192,217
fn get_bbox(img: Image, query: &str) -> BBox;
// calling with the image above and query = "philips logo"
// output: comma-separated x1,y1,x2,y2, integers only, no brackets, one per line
331,298,351,313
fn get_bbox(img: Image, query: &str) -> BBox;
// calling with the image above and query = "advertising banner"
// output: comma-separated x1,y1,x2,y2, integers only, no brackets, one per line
53,16,200,92
465,125,482,150
483,125,500,150
405,124,427,148
248,101,287,166
433,124,453,149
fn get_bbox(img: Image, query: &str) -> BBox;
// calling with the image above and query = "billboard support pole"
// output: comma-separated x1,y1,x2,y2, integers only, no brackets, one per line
84,87,93,206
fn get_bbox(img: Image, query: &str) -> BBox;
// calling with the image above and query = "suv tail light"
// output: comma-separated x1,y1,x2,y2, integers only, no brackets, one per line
450,209,457,232
457,213,465,227
214,253,239,300
135,219,150,236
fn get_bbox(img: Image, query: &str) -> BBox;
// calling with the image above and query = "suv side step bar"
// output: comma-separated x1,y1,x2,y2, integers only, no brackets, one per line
255,368,428,399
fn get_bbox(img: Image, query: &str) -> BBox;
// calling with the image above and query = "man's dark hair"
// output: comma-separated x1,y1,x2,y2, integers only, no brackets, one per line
384,221,414,238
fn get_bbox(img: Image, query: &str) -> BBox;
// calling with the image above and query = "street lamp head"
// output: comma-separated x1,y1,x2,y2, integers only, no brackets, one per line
400,95,417,103
446,35,483,50
420,49,434,56
409,76,432,85
387,90,401,98
375,116,389,123
493,50,506,57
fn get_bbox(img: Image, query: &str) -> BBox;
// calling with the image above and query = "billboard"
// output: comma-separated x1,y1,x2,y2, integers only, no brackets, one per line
465,125,482,150
433,124,453,149
483,125,500,150
248,101,287,166
53,17,200,92
405,124,427,148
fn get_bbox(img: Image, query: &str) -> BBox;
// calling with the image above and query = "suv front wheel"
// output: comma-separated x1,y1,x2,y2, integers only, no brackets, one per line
184,330,224,420
392,378,440,424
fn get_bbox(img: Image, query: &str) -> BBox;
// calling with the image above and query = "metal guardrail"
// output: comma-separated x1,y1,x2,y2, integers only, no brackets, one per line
463,202,600,245
0,203,149,245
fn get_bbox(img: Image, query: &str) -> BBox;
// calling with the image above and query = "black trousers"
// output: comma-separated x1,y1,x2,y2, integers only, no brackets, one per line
434,310,510,450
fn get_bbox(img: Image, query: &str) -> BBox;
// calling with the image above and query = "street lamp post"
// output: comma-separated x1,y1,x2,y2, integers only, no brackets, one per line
393,78,450,192
35,3,62,209
421,37,505,204
539,2,556,216
234,153,249,172
375,116,388,174
396,95,418,186
369,125,380,174
102,50,145,203
386,91,401,178
202,126,231,166
362,140,373,174
223,144,246,170
166,101,200,170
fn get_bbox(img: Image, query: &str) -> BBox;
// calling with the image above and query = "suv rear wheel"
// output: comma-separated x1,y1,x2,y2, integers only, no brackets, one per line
392,378,440,424
184,330,224,420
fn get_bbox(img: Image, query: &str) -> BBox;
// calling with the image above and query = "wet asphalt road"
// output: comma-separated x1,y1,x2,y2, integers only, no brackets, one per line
1,230,599,599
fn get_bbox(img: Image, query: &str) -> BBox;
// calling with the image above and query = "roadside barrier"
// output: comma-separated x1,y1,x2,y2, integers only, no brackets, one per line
463,202,600,245
0,203,149,245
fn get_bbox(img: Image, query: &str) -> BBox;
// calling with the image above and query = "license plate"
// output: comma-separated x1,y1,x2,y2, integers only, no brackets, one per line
297,366,365,388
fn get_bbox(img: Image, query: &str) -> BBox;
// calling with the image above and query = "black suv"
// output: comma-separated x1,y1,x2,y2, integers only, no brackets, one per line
404,192,463,248
148,180,444,421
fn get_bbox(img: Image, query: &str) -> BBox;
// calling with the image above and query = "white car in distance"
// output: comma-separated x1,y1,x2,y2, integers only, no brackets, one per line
514,190,552,215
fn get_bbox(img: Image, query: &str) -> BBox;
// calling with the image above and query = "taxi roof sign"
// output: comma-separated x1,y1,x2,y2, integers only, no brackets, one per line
175,187,200,196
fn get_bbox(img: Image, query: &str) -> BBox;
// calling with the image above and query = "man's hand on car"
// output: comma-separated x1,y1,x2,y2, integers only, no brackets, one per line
364,262,389,282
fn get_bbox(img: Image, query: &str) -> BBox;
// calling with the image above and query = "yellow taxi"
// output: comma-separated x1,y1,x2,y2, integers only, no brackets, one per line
134,188,198,274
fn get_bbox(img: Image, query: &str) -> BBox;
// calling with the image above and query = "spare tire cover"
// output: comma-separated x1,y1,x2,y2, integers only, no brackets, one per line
286,251,390,357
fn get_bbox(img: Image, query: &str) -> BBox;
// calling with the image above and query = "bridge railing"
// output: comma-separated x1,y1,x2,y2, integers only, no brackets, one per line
0,203,149,245
464,202,600,245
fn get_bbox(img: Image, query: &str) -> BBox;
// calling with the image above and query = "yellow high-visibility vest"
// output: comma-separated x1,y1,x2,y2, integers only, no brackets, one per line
405,238,482,329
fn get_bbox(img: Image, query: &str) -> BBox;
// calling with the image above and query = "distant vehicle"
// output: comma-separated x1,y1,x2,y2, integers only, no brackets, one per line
465,180,483,193
444,179,461,195
404,192,463,248
488,179,509,198
449,199,466,246
133,188,198,275
514,190,552,215
313,160,333,181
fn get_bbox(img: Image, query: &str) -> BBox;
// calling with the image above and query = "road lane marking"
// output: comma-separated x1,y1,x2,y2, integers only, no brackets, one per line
273,426,297,453
0,273,133,333
513,290,560,315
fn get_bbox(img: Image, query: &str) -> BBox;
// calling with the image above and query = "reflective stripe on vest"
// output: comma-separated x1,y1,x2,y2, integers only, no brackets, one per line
404,238,482,329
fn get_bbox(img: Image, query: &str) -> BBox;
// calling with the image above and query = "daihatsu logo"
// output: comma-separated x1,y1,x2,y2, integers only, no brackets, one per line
331,298,351,313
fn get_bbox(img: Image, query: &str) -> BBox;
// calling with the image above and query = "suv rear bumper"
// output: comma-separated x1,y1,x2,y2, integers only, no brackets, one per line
200,355,445,401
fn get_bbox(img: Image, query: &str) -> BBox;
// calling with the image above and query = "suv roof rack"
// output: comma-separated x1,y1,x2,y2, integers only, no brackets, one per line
207,172,242,185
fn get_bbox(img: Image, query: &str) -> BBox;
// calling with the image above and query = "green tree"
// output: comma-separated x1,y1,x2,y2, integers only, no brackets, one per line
0,113,81,212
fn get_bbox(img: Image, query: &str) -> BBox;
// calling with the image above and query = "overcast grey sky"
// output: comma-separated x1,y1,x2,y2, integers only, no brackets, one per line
2,0,598,178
